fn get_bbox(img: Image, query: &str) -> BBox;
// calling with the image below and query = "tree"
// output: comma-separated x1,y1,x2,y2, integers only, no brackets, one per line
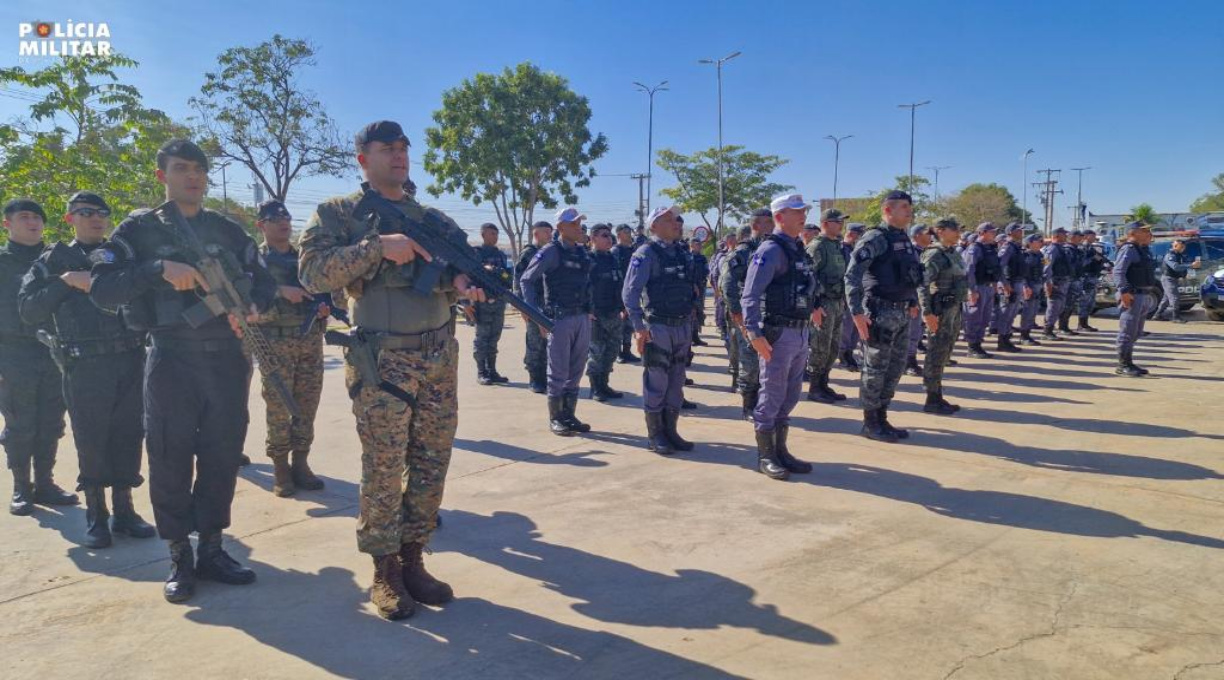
655,145,792,235
203,196,258,237
856,175,934,226
1189,173,1224,213
0,55,186,243
423,62,608,256
940,183,1024,229
1130,203,1159,226
189,35,349,203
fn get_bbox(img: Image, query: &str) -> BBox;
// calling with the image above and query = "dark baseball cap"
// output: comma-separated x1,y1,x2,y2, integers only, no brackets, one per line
356,120,410,147
934,217,960,231
1004,222,1023,235
1053,227,1069,235
804,223,819,231
1083,229,1097,236
1024,234,1043,244
3,198,46,221
257,200,292,221
847,223,866,234
882,190,913,203
1124,221,1150,233
1070,229,1084,237
615,223,633,233
975,222,997,234
67,191,110,211
909,224,930,238
750,207,772,219
821,208,847,222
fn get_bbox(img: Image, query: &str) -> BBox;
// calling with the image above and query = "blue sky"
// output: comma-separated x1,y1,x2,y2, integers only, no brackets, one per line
2,0,1222,232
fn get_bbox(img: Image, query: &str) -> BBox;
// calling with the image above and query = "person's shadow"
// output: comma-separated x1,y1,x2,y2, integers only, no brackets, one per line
436,510,837,646
454,438,611,468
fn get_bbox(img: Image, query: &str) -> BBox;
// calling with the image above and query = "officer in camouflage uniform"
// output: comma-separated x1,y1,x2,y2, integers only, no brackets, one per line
2,199,76,517
845,190,923,443
918,217,968,415
517,221,553,392
722,210,774,418
614,225,641,363
299,121,479,620
805,209,849,403
586,224,625,402
837,223,866,372
689,238,710,346
473,223,511,385
252,200,327,498
904,224,933,375
18,191,154,547
710,231,736,351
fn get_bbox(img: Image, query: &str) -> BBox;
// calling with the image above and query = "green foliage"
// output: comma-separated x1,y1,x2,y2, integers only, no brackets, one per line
203,196,258,238
1189,173,1224,213
857,175,933,226
939,182,1024,229
189,35,349,202
655,145,792,235
0,55,185,244
423,62,608,256
1129,203,1159,226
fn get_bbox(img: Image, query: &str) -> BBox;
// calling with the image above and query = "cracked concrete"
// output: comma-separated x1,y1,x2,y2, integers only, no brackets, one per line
2,312,1224,679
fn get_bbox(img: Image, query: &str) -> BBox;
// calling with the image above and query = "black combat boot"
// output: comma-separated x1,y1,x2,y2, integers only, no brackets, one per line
529,369,547,394
742,387,758,421
33,458,78,506
662,409,694,452
589,373,609,402
1041,328,1061,341
110,486,155,538
967,343,992,359
774,424,811,474
645,412,674,455
878,406,909,440
839,350,861,372
755,430,790,481
476,358,493,386
271,455,296,497
238,453,252,467
600,376,623,399
164,540,196,603
291,451,325,491
563,393,591,433
681,398,698,410
548,397,575,436
1058,321,1079,335
691,334,708,347
371,553,415,620
1019,330,1042,346
806,380,832,403
995,336,1022,353
195,531,257,585
9,460,35,516
923,392,958,415
399,542,454,605
860,408,898,443
1077,316,1099,332
487,358,510,383
822,378,847,402
1115,349,1142,377
1128,349,1150,376
904,355,922,376
82,486,112,549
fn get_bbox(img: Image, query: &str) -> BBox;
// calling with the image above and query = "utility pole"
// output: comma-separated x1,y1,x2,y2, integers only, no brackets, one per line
926,165,951,202
630,173,648,230
897,100,931,191
1070,166,1092,228
1021,149,1035,228
1033,169,1063,237
824,134,853,202
699,51,742,237
633,80,668,219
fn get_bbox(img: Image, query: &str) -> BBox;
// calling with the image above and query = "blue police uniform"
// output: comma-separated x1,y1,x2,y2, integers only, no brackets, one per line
1112,235,1159,375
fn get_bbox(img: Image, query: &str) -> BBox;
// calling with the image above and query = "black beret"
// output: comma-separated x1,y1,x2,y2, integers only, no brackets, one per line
356,120,410,147
257,200,292,221
157,139,210,171
67,191,110,211
4,198,46,220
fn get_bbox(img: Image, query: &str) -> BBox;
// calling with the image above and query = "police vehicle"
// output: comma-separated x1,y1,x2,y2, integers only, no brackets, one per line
1095,227,1224,312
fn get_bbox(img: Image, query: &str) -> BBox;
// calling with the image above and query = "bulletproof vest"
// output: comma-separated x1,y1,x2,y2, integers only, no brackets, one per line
589,250,624,314
763,235,817,323
0,241,45,339
815,237,847,297
1123,244,1158,290
1001,241,1025,281
260,246,313,329
1023,250,1044,284
1050,244,1073,278
514,244,539,295
1066,245,1084,276
614,244,636,274
929,247,968,296
691,251,710,285
1163,251,1187,279
1083,246,1107,277
866,227,923,302
973,243,1001,283
42,242,134,344
542,242,592,314
643,241,694,318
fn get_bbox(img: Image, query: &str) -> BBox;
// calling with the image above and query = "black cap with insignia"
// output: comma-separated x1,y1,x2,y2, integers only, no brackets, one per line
67,191,110,212
3,198,46,221
356,120,410,148
257,200,292,221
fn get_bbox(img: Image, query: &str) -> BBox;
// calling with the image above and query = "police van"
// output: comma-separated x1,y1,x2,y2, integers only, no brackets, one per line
1096,225,1224,313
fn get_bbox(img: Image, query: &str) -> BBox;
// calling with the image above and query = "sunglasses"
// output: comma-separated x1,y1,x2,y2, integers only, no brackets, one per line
71,207,111,218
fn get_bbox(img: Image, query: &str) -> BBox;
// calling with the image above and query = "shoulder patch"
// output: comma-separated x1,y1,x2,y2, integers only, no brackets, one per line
89,248,116,265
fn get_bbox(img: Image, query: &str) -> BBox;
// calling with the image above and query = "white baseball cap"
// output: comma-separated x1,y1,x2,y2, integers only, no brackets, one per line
770,193,812,214
554,207,586,224
647,205,681,227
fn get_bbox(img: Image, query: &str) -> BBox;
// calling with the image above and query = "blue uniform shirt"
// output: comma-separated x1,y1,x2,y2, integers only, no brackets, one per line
740,233,808,338
621,237,686,333
519,239,583,310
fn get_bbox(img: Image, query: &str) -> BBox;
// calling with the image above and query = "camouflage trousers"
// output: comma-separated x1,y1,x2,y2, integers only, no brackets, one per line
346,337,458,555
724,313,740,375
859,305,912,410
923,305,963,394
261,332,324,459
587,311,622,379
473,300,506,363
525,319,547,376
807,297,845,380
734,324,761,392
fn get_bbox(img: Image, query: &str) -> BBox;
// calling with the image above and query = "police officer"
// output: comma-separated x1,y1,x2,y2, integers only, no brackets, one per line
521,207,593,437
473,223,512,384
722,209,775,418
623,206,697,455
586,224,625,402
719,227,750,391
1,199,75,517
1153,239,1201,323
801,222,819,246
1112,222,1159,376
1077,229,1110,331
837,223,866,372
710,231,736,354
1058,230,1087,334
742,194,823,480
91,139,277,603
18,192,153,546
517,221,553,392
846,190,923,443
614,224,641,363
689,238,710,346
1042,227,1074,340
806,209,849,402
905,224,933,375
1018,234,1045,345
993,222,1026,353
919,218,968,415
252,200,327,498
962,222,1001,359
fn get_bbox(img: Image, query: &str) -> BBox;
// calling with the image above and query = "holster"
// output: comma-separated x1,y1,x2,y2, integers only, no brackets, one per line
642,341,672,369
326,330,381,398
36,330,67,370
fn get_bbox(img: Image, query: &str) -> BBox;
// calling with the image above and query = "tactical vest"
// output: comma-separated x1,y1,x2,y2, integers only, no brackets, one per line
0,241,45,340
515,244,539,295
1023,250,1044,284
763,235,817,324
644,241,694,319
691,252,710,286
42,242,136,345
866,227,923,302
815,237,847,298
1001,241,1024,281
589,250,623,314
1067,246,1084,277
260,246,313,329
1050,244,1073,279
1163,251,1187,279
1083,246,1107,277
930,247,968,295
614,244,636,274
542,242,592,315
973,243,1001,283
1123,244,1158,291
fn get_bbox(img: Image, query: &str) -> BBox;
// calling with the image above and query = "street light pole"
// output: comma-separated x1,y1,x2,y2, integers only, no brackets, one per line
699,51,741,236
925,165,951,202
633,80,669,219
1070,166,1092,228
824,134,853,202
897,100,931,191
1021,149,1035,228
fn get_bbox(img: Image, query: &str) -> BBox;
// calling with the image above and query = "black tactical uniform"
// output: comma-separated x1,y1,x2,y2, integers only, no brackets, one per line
586,245,625,401
516,239,547,392
473,240,511,385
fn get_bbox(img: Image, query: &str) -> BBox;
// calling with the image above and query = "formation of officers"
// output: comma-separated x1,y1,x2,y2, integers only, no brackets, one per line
0,121,1170,620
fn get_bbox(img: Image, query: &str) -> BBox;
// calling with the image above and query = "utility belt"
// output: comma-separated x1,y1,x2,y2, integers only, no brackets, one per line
866,297,914,314
323,318,456,405
930,293,959,316
645,313,689,327
549,305,590,319
149,334,242,353
261,324,321,340
39,332,144,364
763,316,809,329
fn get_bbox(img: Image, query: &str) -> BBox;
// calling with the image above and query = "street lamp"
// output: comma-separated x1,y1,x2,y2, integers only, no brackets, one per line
926,165,951,202
1021,149,1035,228
897,100,931,191
1070,166,1092,228
699,51,742,236
633,80,668,219
824,134,853,202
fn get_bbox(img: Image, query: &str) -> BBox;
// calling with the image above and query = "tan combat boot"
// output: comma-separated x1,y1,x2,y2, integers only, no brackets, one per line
271,456,295,497
290,451,324,491
371,554,415,620
399,542,455,605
